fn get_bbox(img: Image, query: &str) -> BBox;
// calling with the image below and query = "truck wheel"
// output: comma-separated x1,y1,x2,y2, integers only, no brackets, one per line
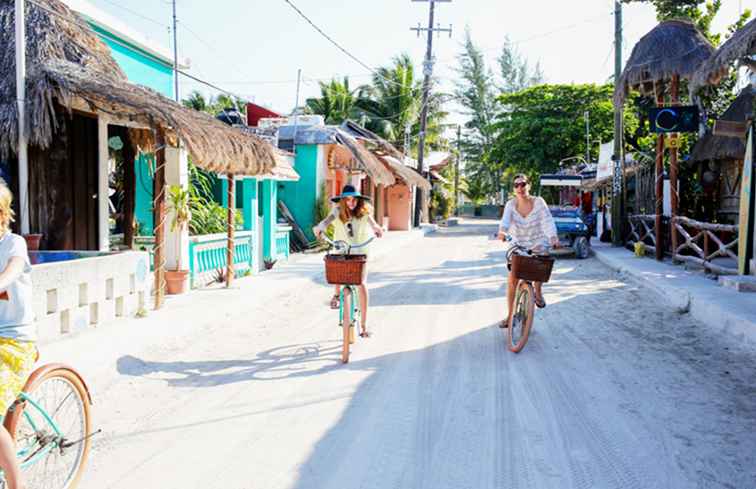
573,236,590,259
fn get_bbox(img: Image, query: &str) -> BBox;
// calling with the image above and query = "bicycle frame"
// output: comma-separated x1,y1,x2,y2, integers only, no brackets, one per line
15,391,65,468
338,285,361,329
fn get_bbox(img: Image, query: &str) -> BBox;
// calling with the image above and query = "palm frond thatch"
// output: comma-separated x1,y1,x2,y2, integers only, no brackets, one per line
691,18,756,93
615,20,714,104
689,86,755,163
0,0,276,176
333,129,395,186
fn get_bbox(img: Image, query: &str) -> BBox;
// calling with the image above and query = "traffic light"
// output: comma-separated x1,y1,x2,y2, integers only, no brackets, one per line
648,106,699,133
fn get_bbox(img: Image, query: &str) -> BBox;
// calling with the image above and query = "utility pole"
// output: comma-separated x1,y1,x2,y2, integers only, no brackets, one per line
172,0,179,102
584,111,590,165
611,0,624,246
15,0,29,234
455,124,461,216
411,0,452,226
292,68,302,145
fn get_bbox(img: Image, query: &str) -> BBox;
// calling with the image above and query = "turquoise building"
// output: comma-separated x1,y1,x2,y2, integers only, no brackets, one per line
64,0,292,283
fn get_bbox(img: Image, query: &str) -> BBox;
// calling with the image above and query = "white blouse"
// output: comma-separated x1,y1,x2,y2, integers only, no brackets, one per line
499,197,558,251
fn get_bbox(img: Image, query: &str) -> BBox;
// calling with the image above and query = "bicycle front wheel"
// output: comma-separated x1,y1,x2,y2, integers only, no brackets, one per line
6,366,92,489
508,281,535,353
341,289,352,364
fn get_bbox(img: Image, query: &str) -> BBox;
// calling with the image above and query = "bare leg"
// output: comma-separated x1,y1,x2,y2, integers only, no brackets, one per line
505,271,517,328
0,425,22,489
330,285,341,308
358,284,370,336
534,282,543,303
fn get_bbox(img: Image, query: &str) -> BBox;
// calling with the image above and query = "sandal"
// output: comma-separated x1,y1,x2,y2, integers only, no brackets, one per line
500,320,509,329
535,296,546,309
359,327,372,338
329,295,340,309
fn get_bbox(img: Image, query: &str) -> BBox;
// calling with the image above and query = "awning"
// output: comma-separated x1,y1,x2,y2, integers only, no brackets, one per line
378,155,432,191
540,175,583,187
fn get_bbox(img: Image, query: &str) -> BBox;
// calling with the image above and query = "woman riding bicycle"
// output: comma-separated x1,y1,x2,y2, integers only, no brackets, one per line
313,184,383,338
497,174,559,329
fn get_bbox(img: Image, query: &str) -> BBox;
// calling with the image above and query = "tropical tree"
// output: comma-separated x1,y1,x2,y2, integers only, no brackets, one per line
493,84,619,179
182,91,248,117
305,77,367,124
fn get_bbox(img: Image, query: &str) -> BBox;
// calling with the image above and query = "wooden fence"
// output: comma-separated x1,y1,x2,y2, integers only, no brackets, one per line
671,216,739,275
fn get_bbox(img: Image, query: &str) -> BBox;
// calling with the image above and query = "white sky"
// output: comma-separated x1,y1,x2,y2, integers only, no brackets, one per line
89,0,754,121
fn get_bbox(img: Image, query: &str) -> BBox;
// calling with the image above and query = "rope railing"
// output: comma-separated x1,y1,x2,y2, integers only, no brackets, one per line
672,216,739,275
152,132,167,309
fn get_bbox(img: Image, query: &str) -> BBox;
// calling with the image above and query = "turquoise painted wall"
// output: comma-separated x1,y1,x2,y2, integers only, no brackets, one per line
89,24,174,237
278,145,320,241
134,154,154,234
91,26,174,98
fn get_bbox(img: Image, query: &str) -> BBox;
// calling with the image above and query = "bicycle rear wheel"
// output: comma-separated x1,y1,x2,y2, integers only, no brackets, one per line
508,281,535,353
5,366,92,489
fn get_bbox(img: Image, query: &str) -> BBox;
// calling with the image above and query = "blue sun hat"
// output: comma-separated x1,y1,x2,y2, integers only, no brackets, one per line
331,184,371,203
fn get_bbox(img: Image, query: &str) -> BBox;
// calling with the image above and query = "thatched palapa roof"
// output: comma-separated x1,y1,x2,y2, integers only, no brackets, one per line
689,86,755,163
615,20,714,104
0,0,277,175
691,18,756,93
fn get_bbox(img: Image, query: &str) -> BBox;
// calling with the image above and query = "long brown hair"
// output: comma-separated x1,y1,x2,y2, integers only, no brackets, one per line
338,198,371,223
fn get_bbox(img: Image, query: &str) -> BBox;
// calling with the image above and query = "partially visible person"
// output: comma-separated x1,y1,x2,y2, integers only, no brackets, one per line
0,180,36,489
497,174,559,328
313,185,383,337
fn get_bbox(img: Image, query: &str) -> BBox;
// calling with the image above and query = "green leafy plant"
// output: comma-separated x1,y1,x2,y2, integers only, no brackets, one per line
314,182,334,241
168,184,191,271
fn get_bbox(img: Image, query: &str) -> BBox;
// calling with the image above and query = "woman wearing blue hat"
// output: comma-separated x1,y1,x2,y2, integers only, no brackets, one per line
313,184,383,337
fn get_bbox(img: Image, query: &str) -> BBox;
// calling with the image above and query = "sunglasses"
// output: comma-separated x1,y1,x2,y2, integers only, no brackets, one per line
347,222,354,238
514,181,528,188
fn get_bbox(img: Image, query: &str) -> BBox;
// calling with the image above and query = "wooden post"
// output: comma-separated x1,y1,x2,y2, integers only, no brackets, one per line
122,129,136,249
655,83,665,261
375,184,385,227
153,131,167,309
669,74,680,261
226,173,235,288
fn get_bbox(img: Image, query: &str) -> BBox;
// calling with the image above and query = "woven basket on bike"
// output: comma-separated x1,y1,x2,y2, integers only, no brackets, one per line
510,254,555,283
324,254,367,285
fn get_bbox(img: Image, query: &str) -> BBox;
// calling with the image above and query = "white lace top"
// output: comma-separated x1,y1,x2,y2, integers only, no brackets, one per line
499,197,558,251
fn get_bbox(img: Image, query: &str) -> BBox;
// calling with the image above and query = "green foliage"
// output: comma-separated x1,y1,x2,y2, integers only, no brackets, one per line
305,54,447,153
187,163,242,236
493,84,620,176
455,29,543,202
305,77,366,124
461,175,491,206
182,91,248,117
314,182,334,240
168,185,191,232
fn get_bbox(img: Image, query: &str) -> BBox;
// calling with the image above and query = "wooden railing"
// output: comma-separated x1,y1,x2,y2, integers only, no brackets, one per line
671,216,739,275
628,215,659,254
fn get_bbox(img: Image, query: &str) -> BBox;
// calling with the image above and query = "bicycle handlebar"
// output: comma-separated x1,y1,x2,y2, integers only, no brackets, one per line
322,236,375,254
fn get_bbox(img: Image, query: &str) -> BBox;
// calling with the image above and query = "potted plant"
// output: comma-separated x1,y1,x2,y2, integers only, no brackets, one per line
23,233,43,251
165,185,191,294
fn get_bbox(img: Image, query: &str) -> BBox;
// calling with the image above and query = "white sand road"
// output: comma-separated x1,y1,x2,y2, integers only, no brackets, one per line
36,220,756,489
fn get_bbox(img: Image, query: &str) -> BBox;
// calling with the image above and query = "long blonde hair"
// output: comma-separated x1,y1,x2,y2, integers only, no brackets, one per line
0,180,15,235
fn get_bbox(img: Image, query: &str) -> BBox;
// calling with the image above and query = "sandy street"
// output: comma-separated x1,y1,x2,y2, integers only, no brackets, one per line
44,220,756,489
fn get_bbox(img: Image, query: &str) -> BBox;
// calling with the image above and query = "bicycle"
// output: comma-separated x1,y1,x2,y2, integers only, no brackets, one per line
322,236,374,364
504,238,555,353
1,362,95,489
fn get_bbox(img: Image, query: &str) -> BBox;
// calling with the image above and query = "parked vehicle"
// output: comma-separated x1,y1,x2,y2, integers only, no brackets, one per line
549,206,592,259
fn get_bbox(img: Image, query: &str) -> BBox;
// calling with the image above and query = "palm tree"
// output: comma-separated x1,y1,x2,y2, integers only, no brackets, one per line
357,54,447,153
183,90,209,112
305,77,366,124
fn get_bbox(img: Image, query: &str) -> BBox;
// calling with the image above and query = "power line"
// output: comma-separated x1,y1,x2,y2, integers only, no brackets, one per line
281,0,406,89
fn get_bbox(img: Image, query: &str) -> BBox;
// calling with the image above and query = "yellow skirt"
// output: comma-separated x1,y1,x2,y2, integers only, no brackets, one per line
0,338,37,417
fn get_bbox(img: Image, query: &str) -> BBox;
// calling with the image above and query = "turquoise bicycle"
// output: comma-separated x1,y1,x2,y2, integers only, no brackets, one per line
323,236,373,363
1,363,94,489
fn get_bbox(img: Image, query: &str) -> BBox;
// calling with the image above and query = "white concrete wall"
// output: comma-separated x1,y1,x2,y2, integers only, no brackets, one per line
30,251,150,341
165,146,189,271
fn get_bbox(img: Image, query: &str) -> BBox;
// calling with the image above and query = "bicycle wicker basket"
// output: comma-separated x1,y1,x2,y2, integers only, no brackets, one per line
324,254,367,285
510,254,555,283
